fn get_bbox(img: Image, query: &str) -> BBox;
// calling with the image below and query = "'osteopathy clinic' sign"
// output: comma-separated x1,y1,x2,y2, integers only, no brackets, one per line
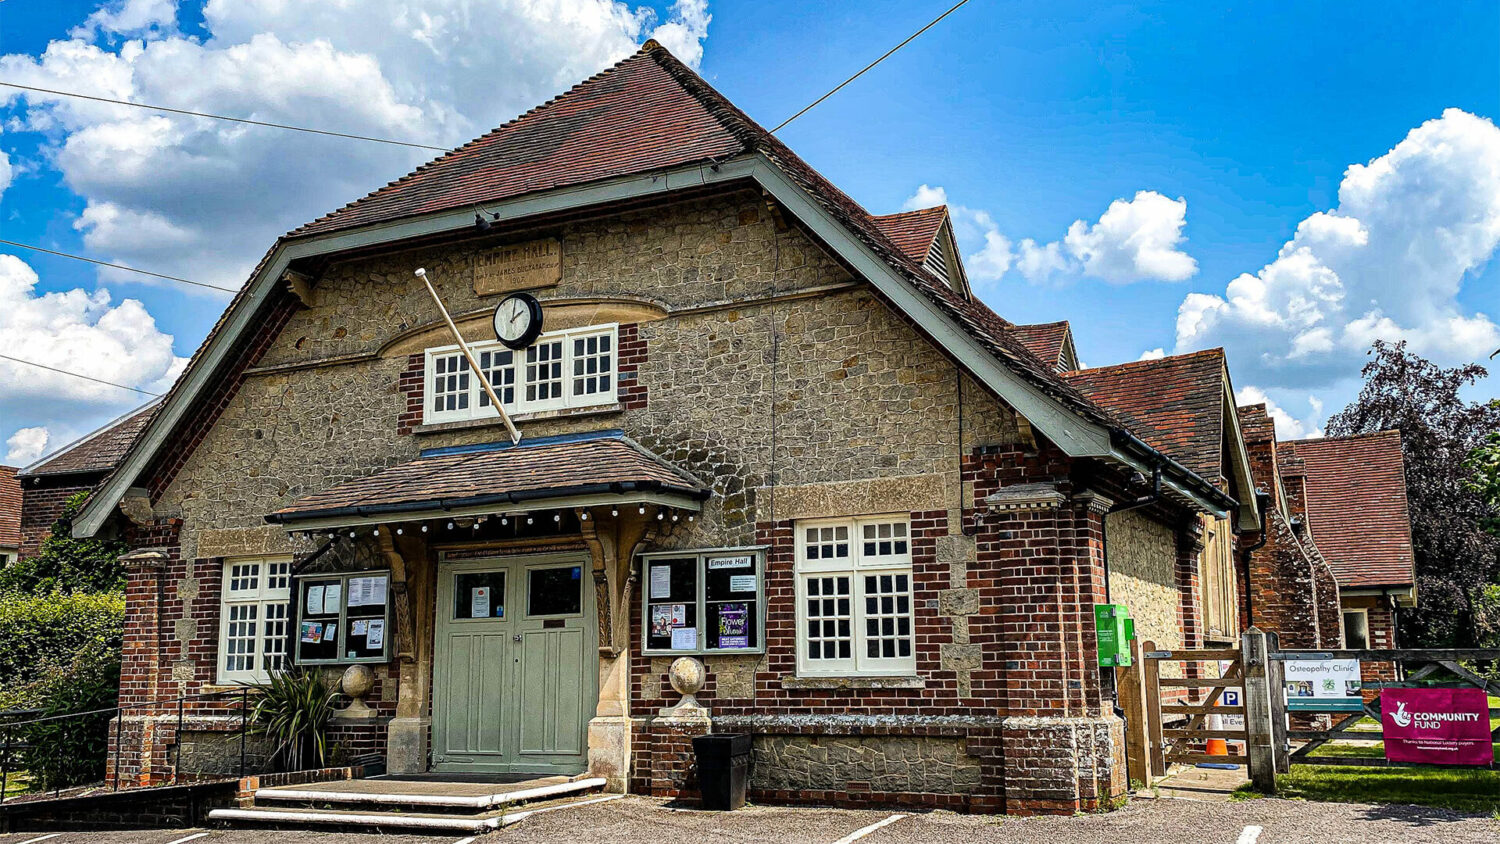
1382,688,1495,766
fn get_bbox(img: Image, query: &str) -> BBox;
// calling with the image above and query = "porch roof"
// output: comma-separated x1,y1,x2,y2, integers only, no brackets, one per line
265,431,708,530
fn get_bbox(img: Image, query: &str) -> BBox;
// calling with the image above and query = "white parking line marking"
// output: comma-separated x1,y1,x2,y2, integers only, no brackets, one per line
16,835,61,844
165,832,211,844
1237,825,1264,844
831,814,908,844
450,837,477,844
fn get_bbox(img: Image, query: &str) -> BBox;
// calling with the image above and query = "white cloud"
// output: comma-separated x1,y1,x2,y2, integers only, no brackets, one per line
1236,385,1323,441
1138,348,1166,361
2,0,713,289
4,427,50,465
0,147,11,201
71,0,179,39
0,252,185,407
900,186,1196,285
1062,191,1196,283
1176,109,1500,389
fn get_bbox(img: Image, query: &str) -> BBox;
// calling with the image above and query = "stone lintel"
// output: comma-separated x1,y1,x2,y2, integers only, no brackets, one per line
758,473,949,522
198,525,296,559
120,548,169,572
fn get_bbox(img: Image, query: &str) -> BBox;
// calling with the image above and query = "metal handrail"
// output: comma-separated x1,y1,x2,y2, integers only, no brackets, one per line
0,686,257,805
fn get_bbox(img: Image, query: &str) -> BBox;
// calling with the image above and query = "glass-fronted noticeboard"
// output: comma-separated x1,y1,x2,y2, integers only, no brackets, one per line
641,548,765,656
294,570,392,665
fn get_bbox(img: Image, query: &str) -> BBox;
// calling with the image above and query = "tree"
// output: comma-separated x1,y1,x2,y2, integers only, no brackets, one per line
1467,427,1500,535
0,492,128,595
1326,341,1500,648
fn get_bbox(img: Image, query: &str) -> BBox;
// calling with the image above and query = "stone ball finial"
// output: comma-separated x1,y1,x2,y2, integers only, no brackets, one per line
667,656,706,710
335,664,377,720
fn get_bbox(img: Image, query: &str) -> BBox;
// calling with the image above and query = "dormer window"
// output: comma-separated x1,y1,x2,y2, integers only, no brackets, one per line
423,324,618,424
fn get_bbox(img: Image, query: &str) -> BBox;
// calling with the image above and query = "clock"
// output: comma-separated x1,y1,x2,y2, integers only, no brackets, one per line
493,292,544,350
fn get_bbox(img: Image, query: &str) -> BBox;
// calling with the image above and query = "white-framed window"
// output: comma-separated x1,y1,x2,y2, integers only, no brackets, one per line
218,556,292,684
423,324,617,424
794,515,915,677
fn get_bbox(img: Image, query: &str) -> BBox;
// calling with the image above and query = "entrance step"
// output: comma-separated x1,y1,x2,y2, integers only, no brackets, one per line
207,806,506,834
251,775,607,813
209,775,611,832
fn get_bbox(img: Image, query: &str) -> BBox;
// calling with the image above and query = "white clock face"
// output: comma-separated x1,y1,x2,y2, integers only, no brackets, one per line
496,296,531,342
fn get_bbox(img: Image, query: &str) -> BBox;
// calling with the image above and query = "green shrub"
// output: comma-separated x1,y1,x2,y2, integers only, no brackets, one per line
10,640,121,790
0,492,127,595
0,591,124,692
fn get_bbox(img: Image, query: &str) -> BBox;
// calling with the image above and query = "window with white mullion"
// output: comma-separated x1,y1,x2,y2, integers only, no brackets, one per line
571,331,613,399
428,351,472,421
524,338,567,409
218,556,292,684
476,347,516,410
795,515,916,676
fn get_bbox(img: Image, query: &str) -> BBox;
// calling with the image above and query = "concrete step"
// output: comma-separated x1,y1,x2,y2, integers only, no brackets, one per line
207,806,505,833
208,791,623,833
253,775,607,812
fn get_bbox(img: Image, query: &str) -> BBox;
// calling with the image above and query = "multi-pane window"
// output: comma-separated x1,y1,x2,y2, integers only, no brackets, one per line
423,324,618,424
218,557,292,684
795,516,916,676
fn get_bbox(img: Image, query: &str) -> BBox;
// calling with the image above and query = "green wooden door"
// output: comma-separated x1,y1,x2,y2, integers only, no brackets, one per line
433,554,594,775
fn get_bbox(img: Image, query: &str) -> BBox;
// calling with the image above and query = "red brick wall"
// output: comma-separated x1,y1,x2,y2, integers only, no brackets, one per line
17,478,96,559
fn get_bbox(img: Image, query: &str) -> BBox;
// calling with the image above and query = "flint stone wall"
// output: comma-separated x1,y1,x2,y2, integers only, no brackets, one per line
752,734,982,795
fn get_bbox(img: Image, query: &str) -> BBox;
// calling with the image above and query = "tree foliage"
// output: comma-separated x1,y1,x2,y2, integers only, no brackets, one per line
0,492,127,594
1326,341,1500,648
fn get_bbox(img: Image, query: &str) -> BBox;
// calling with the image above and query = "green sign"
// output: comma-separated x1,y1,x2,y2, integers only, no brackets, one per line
1094,603,1134,667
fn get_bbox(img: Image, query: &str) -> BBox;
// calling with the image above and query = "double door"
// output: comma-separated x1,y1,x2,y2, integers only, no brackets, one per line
433,553,594,775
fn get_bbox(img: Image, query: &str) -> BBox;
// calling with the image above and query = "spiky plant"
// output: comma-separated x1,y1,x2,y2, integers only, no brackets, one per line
248,669,337,771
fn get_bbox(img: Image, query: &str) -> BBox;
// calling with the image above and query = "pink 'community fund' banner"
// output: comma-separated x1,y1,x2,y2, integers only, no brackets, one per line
1381,688,1494,766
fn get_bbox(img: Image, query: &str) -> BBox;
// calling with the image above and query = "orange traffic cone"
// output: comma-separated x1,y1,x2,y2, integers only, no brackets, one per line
1206,737,1229,756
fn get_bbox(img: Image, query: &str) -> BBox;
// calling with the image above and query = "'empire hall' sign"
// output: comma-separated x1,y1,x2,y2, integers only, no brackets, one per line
474,238,562,296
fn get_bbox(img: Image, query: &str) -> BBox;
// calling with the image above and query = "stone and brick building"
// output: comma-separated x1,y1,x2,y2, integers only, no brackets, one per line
70,42,1269,814
15,401,160,559
0,465,20,568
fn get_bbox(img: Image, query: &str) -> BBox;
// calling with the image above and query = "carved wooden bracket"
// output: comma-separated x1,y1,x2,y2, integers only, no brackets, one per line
376,525,417,664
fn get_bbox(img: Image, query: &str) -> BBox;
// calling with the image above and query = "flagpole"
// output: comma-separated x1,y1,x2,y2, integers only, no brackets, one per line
415,267,522,444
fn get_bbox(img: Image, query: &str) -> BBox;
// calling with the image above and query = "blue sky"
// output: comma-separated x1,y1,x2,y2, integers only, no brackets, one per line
2,0,1497,464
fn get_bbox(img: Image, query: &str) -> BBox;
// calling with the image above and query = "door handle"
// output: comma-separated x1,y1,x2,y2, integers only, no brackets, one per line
513,634,523,642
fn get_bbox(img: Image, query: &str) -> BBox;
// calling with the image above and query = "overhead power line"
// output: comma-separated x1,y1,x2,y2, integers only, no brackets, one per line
0,81,451,152
0,353,163,397
771,0,972,133
0,239,238,294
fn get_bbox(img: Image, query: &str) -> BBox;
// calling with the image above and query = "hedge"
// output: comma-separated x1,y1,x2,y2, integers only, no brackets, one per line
0,591,125,694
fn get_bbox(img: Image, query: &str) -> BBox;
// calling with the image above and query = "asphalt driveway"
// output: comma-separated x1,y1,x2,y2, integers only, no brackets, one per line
1,793,1496,844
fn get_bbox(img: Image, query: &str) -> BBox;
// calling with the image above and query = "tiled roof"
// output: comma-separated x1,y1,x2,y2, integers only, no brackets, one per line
268,433,707,523
869,206,947,263
1282,431,1415,588
1062,350,1228,480
22,402,161,478
0,466,20,548
291,47,746,238
1008,322,1072,373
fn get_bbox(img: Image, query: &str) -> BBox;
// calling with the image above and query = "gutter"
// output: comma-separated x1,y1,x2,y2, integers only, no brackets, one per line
1107,427,1238,516
264,479,711,526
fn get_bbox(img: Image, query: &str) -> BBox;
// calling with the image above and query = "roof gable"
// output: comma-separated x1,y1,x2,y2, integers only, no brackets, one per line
292,48,747,239
1282,431,1415,588
1009,322,1078,374
75,42,1238,536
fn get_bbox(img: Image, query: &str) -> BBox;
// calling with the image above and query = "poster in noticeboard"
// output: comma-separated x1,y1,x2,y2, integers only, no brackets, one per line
1284,657,1363,711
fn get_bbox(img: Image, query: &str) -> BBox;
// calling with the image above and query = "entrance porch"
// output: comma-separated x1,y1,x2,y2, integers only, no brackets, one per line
265,431,710,790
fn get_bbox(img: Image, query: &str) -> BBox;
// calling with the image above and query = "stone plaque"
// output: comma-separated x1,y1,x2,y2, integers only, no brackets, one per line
474,238,561,296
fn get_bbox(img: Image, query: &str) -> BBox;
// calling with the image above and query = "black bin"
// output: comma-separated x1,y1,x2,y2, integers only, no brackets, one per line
693,732,752,810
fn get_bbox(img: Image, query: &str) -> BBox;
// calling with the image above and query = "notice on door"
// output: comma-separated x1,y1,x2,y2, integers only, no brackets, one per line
471,586,491,618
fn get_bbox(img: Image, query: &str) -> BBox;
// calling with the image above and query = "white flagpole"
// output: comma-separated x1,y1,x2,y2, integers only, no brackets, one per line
414,267,521,445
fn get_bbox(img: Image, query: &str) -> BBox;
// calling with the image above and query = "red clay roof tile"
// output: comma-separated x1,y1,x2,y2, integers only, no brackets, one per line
1282,431,1415,588
869,206,947,264
1008,322,1073,373
1062,350,1228,480
270,435,706,523
22,402,160,478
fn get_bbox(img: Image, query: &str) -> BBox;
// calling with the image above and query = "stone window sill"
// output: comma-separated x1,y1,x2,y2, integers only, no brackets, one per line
413,402,624,435
780,675,926,690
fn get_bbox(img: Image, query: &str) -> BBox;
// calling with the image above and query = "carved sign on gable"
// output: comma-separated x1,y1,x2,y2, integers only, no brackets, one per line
473,238,562,296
